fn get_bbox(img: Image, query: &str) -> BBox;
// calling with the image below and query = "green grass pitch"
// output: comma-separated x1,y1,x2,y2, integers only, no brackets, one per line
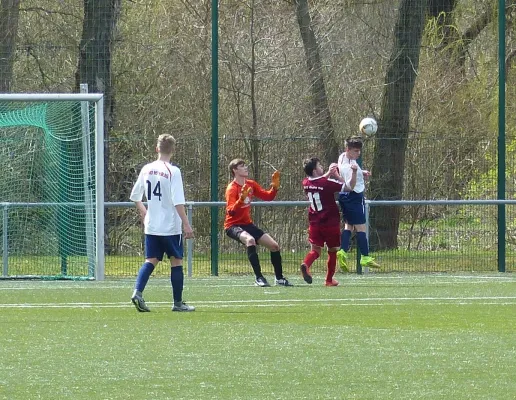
1,273,515,400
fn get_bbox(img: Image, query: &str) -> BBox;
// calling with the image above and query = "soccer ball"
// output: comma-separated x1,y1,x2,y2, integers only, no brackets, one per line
359,117,378,136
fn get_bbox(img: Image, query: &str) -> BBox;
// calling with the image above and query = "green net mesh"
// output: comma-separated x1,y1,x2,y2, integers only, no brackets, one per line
0,100,97,279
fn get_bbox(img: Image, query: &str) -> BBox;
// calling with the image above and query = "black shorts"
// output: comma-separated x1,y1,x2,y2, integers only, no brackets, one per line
226,224,265,243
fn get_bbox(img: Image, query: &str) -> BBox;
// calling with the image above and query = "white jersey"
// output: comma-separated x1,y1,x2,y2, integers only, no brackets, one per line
337,152,365,193
130,160,185,235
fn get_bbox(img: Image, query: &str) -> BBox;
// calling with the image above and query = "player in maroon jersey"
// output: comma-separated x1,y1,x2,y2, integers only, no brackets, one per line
301,157,357,286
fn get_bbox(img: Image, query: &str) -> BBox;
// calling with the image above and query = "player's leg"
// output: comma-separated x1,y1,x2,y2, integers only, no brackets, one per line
324,226,341,286
339,223,352,253
325,247,340,286
301,243,321,284
131,235,161,312
164,235,195,312
337,222,353,271
355,224,380,268
226,225,269,286
337,194,352,271
258,232,293,286
347,193,380,268
300,224,323,284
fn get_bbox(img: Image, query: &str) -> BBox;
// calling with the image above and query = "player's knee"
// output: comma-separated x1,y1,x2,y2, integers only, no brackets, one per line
311,247,321,256
246,237,257,247
170,258,182,267
270,243,280,252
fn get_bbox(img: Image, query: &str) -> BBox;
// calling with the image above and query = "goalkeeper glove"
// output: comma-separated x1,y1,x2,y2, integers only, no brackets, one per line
271,171,280,190
239,184,251,202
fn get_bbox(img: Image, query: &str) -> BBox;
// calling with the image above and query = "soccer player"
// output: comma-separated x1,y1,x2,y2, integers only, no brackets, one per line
336,137,380,270
301,157,355,286
129,134,195,312
224,159,293,287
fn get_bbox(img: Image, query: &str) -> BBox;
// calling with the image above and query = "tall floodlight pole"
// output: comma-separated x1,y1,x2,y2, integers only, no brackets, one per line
210,0,219,275
497,0,506,272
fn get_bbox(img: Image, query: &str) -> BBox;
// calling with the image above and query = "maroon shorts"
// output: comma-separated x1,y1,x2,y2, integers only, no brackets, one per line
308,224,340,249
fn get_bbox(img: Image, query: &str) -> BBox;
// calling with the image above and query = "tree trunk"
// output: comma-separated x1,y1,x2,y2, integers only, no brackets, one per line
0,0,20,92
76,0,120,136
76,0,121,254
368,0,427,250
428,0,456,17
295,0,338,166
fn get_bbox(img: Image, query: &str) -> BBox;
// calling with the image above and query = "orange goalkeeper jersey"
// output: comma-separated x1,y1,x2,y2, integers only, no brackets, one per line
224,179,278,230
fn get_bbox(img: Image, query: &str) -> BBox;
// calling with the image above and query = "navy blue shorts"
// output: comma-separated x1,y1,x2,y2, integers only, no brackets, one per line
226,224,265,242
145,234,184,261
338,191,366,225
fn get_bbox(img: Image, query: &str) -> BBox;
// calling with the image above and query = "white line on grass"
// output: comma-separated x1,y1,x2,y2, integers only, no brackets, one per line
1,275,515,290
2,302,516,309
2,296,516,309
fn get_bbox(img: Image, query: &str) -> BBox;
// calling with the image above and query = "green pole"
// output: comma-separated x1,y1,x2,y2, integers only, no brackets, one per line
210,0,219,276
497,0,506,273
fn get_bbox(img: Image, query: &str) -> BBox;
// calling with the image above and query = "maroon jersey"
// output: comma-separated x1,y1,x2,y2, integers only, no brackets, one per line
302,176,343,227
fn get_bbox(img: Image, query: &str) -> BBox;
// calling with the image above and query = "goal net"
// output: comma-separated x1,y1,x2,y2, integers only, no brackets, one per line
0,94,104,280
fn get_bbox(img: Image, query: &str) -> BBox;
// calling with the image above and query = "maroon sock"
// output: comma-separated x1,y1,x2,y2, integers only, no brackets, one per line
326,252,337,282
303,250,319,268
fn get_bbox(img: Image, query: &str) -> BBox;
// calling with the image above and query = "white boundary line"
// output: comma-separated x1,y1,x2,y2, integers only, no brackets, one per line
1,275,515,290
2,296,516,309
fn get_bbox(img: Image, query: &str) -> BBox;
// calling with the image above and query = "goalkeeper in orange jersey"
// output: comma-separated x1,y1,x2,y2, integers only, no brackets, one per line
224,159,293,287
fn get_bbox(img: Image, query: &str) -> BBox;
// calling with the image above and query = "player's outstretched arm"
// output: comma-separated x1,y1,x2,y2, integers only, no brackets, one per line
336,163,358,192
271,170,280,190
325,163,339,178
254,178,278,201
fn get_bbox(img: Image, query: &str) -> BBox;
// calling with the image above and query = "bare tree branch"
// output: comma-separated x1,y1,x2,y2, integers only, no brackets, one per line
20,6,81,20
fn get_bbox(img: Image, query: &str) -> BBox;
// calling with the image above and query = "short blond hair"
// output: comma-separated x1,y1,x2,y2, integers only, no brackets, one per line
157,134,176,155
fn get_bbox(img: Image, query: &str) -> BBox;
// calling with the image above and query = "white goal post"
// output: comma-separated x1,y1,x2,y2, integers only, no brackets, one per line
0,93,105,280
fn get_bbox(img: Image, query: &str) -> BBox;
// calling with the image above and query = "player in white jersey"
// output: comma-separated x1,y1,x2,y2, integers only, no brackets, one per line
336,137,380,271
129,134,195,312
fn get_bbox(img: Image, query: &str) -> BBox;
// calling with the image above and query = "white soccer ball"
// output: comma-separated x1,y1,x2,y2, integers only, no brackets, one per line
359,117,378,136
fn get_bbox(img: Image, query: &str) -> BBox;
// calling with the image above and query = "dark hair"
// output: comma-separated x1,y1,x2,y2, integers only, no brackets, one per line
345,136,363,150
303,157,320,176
228,158,246,176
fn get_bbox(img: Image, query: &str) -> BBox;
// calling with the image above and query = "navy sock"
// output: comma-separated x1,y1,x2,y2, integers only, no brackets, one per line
247,245,263,278
135,262,155,292
170,266,184,303
356,232,369,256
340,230,352,252
270,251,283,279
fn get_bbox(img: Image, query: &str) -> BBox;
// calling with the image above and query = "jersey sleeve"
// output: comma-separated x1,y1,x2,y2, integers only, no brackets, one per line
250,180,277,201
225,183,243,214
170,167,186,205
129,168,146,202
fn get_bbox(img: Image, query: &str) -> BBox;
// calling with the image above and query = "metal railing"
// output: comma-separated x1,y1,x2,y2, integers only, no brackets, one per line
2,199,516,278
